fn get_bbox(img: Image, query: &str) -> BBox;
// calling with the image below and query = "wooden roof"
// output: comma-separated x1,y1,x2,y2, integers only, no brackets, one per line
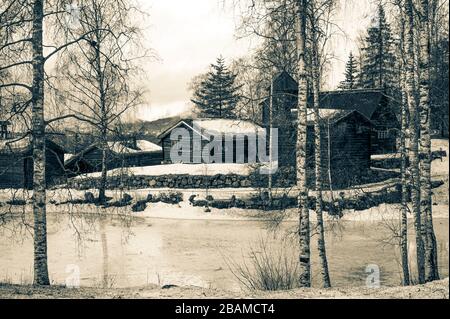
0,137,65,154
315,89,386,119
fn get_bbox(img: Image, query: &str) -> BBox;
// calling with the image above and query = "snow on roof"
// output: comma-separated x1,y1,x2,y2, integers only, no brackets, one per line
107,141,137,154
136,140,162,153
292,108,368,125
0,136,30,153
64,153,75,162
193,119,262,135
107,140,162,154
305,109,352,123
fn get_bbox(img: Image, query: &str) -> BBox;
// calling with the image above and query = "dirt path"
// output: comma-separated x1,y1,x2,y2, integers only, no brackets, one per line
0,278,448,299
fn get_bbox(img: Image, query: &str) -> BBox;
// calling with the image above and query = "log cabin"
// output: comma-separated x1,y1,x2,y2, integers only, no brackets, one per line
64,139,163,176
259,72,376,187
158,119,264,164
0,131,65,189
261,71,399,155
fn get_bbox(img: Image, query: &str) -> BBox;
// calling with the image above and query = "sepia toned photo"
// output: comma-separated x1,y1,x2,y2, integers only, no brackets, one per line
0,0,448,305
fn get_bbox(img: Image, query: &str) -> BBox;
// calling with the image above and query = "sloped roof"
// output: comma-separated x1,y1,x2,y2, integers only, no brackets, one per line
65,140,162,166
0,136,65,154
316,89,385,119
194,119,262,135
265,71,387,119
292,108,373,126
135,140,163,153
158,118,263,139
271,71,298,93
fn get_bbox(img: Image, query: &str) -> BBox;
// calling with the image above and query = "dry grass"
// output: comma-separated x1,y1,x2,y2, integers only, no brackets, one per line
226,238,300,291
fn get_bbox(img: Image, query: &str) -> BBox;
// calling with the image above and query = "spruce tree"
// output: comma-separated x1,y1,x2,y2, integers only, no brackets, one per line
359,5,397,90
191,57,241,118
339,52,359,90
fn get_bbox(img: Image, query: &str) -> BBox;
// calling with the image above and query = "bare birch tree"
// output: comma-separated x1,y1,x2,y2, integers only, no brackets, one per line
394,0,411,286
417,0,439,282
52,0,147,203
307,0,335,288
0,0,143,285
295,0,311,288
405,0,426,284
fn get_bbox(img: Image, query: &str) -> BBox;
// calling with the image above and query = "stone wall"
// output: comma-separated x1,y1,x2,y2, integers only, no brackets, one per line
66,173,269,190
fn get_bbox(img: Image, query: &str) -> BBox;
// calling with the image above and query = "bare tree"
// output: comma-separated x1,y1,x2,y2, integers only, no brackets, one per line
417,0,439,282
307,0,336,288
394,0,411,286
0,0,145,285
53,0,147,203
405,0,426,284
295,0,310,288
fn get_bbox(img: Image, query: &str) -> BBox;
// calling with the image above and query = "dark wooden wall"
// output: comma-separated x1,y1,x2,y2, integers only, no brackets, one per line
0,144,65,189
66,146,163,176
370,100,399,154
162,127,260,164
306,113,372,188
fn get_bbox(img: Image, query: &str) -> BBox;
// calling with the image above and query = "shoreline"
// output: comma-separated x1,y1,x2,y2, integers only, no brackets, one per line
2,199,449,223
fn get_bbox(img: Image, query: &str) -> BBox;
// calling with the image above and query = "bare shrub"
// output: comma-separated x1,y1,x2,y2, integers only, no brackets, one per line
226,238,299,291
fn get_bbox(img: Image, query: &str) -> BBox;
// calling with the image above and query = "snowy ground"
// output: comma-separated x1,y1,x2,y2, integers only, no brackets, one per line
74,163,255,179
0,278,448,299
1,139,448,223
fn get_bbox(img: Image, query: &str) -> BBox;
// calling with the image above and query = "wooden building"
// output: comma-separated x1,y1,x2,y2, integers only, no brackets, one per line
259,72,375,187
158,119,264,164
65,139,163,176
317,90,398,154
304,109,373,187
260,71,399,155
0,135,65,189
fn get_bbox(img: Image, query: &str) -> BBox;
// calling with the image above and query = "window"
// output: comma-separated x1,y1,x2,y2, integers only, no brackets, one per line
378,130,390,139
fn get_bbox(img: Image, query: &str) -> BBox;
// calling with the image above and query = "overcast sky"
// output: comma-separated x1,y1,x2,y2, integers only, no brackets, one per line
135,0,377,122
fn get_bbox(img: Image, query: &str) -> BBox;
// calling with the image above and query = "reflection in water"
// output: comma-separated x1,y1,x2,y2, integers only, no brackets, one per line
0,212,448,290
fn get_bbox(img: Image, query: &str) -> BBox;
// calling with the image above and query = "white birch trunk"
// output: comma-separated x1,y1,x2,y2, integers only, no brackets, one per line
296,0,311,288
31,0,50,286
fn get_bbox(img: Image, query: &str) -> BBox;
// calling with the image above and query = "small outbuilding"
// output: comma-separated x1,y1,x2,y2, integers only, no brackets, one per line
64,139,163,176
0,136,65,189
304,109,374,187
158,118,264,164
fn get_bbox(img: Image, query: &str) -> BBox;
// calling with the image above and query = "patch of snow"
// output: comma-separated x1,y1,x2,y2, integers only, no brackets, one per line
107,141,138,154
371,153,401,160
75,163,256,179
432,139,449,177
136,140,162,152
64,153,75,162
194,119,262,135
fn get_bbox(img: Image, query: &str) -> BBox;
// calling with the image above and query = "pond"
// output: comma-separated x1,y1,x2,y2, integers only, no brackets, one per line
0,212,448,290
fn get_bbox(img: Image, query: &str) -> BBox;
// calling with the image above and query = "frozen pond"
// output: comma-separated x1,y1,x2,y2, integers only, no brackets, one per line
0,212,448,290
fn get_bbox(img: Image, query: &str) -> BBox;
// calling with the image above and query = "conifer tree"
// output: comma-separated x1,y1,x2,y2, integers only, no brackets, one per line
339,52,359,90
359,5,397,89
191,57,241,118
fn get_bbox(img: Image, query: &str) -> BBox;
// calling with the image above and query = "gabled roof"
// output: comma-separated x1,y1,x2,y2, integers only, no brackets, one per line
311,89,386,119
270,71,298,93
0,136,65,154
64,140,162,166
292,108,374,126
195,119,262,135
158,118,263,139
